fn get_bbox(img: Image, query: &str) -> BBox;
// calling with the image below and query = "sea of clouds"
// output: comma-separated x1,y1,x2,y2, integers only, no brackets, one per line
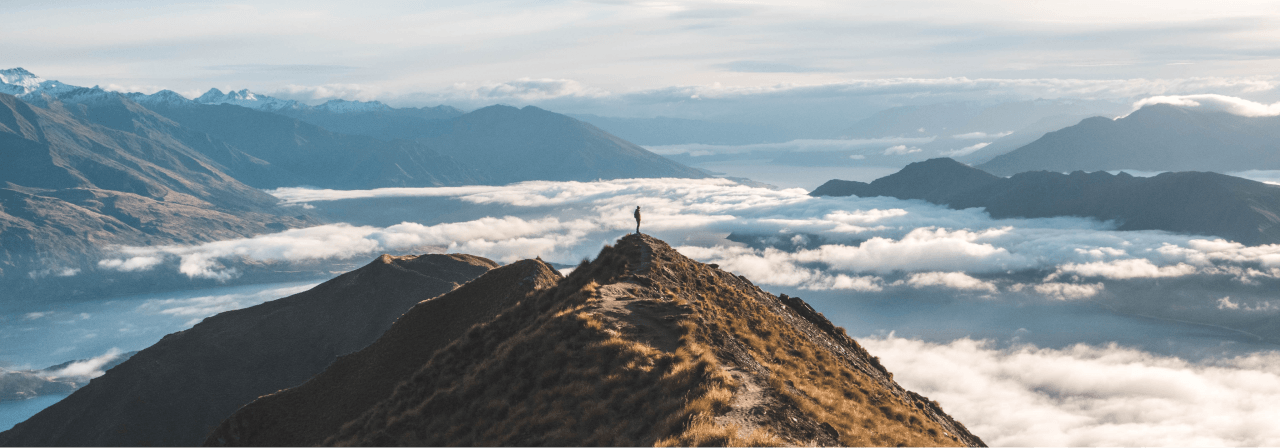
88,177,1280,446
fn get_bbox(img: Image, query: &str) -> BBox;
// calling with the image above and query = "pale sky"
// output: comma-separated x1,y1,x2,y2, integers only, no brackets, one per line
4,0,1279,117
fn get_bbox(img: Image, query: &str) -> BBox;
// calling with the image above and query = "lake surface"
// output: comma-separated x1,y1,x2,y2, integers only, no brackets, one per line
0,394,69,432
0,280,326,432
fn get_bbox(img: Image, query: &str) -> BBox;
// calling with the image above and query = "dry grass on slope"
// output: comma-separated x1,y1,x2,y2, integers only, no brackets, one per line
325,234,982,447
327,244,756,446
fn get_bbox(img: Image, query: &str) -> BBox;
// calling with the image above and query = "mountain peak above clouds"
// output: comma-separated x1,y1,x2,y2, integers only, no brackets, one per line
977,102,1280,175
194,88,303,112
206,234,983,447
0,67,79,98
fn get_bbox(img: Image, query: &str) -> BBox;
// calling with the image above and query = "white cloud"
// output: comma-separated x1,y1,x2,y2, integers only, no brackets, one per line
23,312,49,320
47,348,124,379
1030,282,1105,300
952,131,1013,140
904,271,997,293
134,283,318,321
27,267,81,279
1130,94,1280,117
98,256,164,272
1048,259,1199,280
863,336,1280,446
105,179,1280,300
939,142,990,157
643,137,935,157
884,144,923,155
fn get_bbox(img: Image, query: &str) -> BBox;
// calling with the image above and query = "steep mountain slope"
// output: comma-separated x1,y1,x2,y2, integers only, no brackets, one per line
207,258,563,446
0,92,311,283
0,253,497,447
142,101,484,189
209,234,982,447
979,104,1280,175
423,105,708,184
813,158,1280,245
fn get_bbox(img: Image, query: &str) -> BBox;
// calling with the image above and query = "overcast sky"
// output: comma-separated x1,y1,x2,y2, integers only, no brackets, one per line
4,1,1280,115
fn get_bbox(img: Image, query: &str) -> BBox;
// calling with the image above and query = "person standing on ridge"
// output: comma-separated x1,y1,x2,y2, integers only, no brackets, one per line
634,206,642,234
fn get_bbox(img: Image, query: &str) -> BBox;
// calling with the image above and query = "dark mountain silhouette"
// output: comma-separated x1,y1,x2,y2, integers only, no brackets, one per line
0,92,313,285
813,158,1280,245
208,234,982,446
421,105,708,184
979,104,1280,175
207,258,563,446
0,253,497,447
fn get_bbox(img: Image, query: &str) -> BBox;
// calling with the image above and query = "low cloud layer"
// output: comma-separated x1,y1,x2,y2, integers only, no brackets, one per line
46,348,125,379
643,137,935,157
1131,94,1280,117
90,178,1280,334
864,336,1280,446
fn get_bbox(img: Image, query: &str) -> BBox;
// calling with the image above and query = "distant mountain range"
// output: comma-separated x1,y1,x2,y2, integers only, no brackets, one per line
813,158,1280,246
1,67,706,190
0,68,705,292
0,253,497,446
979,104,1280,175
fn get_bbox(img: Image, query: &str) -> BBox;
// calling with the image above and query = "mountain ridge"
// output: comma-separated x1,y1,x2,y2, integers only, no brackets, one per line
207,234,982,446
978,104,1280,175
812,158,1280,245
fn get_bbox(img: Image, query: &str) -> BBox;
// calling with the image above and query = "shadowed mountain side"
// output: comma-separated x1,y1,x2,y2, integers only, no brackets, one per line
277,105,464,140
0,93,314,281
813,158,1280,245
210,234,981,447
205,259,563,447
978,104,1280,175
423,105,708,184
0,254,497,447
142,102,484,189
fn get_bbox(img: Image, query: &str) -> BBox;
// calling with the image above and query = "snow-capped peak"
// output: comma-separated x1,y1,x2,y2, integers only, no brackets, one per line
128,90,196,107
194,87,303,111
0,67,79,98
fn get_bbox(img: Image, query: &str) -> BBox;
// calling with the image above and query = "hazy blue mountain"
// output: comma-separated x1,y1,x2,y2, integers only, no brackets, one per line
813,158,1280,246
955,113,1102,164
0,253,497,447
422,105,708,184
568,114,795,145
277,103,464,140
840,99,1124,139
141,101,484,189
979,104,1280,175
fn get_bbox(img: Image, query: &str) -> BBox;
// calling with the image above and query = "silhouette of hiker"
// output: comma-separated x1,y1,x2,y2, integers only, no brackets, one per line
634,206,642,234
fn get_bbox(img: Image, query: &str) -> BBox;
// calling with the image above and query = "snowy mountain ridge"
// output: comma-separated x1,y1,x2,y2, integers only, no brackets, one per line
0,68,397,114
